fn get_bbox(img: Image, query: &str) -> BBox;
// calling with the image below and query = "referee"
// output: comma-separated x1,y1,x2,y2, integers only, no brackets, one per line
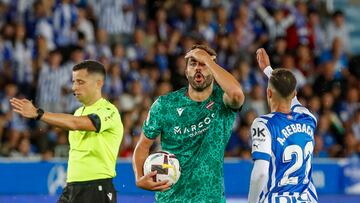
10,60,123,203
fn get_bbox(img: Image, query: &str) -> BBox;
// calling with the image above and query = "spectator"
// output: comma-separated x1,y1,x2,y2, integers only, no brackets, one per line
10,137,40,160
226,125,251,158
314,134,328,157
0,83,29,156
326,10,350,53
295,44,315,77
351,109,360,141
154,7,171,41
307,10,326,57
36,50,68,113
103,63,124,100
61,47,83,113
282,54,306,88
76,7,95,44
255,2,294,43
86,28,111,59
118,80,144,112
269,36,287,68
320,37,349,79
111,43,130,75
27,0,55,51
52,0,78,46
90,0,135,45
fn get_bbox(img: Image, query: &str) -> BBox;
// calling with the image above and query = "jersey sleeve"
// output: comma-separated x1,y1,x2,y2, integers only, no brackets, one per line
89,107,118,133
142,97,163,139
251,118,272,162
215,85,242,112
291,96,317,125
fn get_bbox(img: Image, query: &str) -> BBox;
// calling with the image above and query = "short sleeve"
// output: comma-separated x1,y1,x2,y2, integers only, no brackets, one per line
291,96,317,125
92,107,117,133
88,114,101,133
251,118,272,162
292,105,318,126
214,85,242,112
142,97,163,139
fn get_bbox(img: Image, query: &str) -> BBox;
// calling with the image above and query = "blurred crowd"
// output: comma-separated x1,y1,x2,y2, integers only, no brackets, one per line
0,0,359,160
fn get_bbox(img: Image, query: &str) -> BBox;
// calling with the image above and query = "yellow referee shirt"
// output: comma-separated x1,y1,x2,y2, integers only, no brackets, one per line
67,98,123,182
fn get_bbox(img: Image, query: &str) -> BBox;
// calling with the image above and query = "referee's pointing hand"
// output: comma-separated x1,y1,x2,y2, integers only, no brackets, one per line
10,98,37,119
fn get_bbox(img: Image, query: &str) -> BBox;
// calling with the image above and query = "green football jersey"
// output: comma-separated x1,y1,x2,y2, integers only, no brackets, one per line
143,85,238,203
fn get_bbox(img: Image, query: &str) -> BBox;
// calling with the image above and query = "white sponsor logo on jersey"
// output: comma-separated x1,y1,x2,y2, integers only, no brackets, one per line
174,113,215,137
177,108,184,116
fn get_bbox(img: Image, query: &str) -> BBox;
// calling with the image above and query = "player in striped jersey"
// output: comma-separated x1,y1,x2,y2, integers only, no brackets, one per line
248,48,318,203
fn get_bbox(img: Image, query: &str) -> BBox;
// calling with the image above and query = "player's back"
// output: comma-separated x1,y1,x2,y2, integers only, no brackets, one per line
255,106,318,203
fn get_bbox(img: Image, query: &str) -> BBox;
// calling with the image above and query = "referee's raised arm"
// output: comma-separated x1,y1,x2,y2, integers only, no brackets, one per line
10,97,97,131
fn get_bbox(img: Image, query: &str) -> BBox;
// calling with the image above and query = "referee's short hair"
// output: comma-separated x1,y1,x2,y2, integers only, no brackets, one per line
73,60,106,79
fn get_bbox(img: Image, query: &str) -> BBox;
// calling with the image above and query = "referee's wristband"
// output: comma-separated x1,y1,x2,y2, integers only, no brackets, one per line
264,66,273,78
35,108,44,120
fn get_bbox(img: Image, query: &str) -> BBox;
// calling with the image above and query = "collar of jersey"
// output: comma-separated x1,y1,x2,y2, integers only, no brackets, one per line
84,98,106,108
272,111,294,116
183,87,213,104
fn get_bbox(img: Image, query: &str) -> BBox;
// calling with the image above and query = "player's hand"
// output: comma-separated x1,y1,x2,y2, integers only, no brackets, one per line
136,171,172,192
184,48,216,65
9,98,37,119
256,48,270,71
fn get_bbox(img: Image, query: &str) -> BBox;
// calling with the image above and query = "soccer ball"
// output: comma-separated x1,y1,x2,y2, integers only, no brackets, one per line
143,151,181,185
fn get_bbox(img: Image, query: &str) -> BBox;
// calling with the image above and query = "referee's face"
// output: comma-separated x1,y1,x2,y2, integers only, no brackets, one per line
72,69,99,104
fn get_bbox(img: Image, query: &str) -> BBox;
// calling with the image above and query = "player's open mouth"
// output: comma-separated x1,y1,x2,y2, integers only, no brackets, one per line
195,73,204,83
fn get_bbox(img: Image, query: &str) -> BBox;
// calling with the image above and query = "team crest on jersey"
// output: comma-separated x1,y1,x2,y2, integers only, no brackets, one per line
206,101,214,110
177,107,184,116
287,115,293,120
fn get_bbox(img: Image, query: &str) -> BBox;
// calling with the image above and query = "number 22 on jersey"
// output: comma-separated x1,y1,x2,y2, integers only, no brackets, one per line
279,141,313,186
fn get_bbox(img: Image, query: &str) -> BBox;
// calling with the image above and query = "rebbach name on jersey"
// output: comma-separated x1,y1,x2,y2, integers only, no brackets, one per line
278,123,314,146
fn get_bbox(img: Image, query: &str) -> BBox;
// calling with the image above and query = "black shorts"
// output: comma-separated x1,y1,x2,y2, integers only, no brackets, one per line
57,178,117,203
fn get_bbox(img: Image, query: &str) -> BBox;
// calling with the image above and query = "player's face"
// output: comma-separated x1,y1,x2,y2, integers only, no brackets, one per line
72,69,99,104
185,58,214,91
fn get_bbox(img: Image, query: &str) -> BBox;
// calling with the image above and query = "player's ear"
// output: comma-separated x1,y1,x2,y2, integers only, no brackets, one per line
185,69,188,79
267,88,272,99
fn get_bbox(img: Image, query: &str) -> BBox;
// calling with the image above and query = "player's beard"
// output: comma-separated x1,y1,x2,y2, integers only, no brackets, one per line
188,72,214,92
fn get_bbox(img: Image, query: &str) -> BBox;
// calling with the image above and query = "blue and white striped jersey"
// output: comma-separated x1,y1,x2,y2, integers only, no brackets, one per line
251,103,318,203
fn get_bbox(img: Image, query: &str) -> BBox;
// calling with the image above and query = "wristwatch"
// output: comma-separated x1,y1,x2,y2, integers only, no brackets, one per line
35,108,44,120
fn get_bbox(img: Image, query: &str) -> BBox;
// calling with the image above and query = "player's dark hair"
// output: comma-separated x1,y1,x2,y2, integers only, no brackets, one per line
73,60,106,79
269,69,297,98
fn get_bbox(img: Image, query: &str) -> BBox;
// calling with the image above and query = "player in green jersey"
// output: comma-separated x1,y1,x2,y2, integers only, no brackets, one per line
10,60,123,203
132,44,245,202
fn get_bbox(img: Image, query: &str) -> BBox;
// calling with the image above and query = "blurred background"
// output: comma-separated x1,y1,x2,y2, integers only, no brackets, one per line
0,0,359,202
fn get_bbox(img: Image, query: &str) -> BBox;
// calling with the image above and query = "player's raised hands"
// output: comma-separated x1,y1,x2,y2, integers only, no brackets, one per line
256,48,270,71
9,98,37,119
136,171,172,192
185,48,216,64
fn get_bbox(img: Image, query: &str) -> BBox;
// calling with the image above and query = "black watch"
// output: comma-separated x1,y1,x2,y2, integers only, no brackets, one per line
35,108,44,120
